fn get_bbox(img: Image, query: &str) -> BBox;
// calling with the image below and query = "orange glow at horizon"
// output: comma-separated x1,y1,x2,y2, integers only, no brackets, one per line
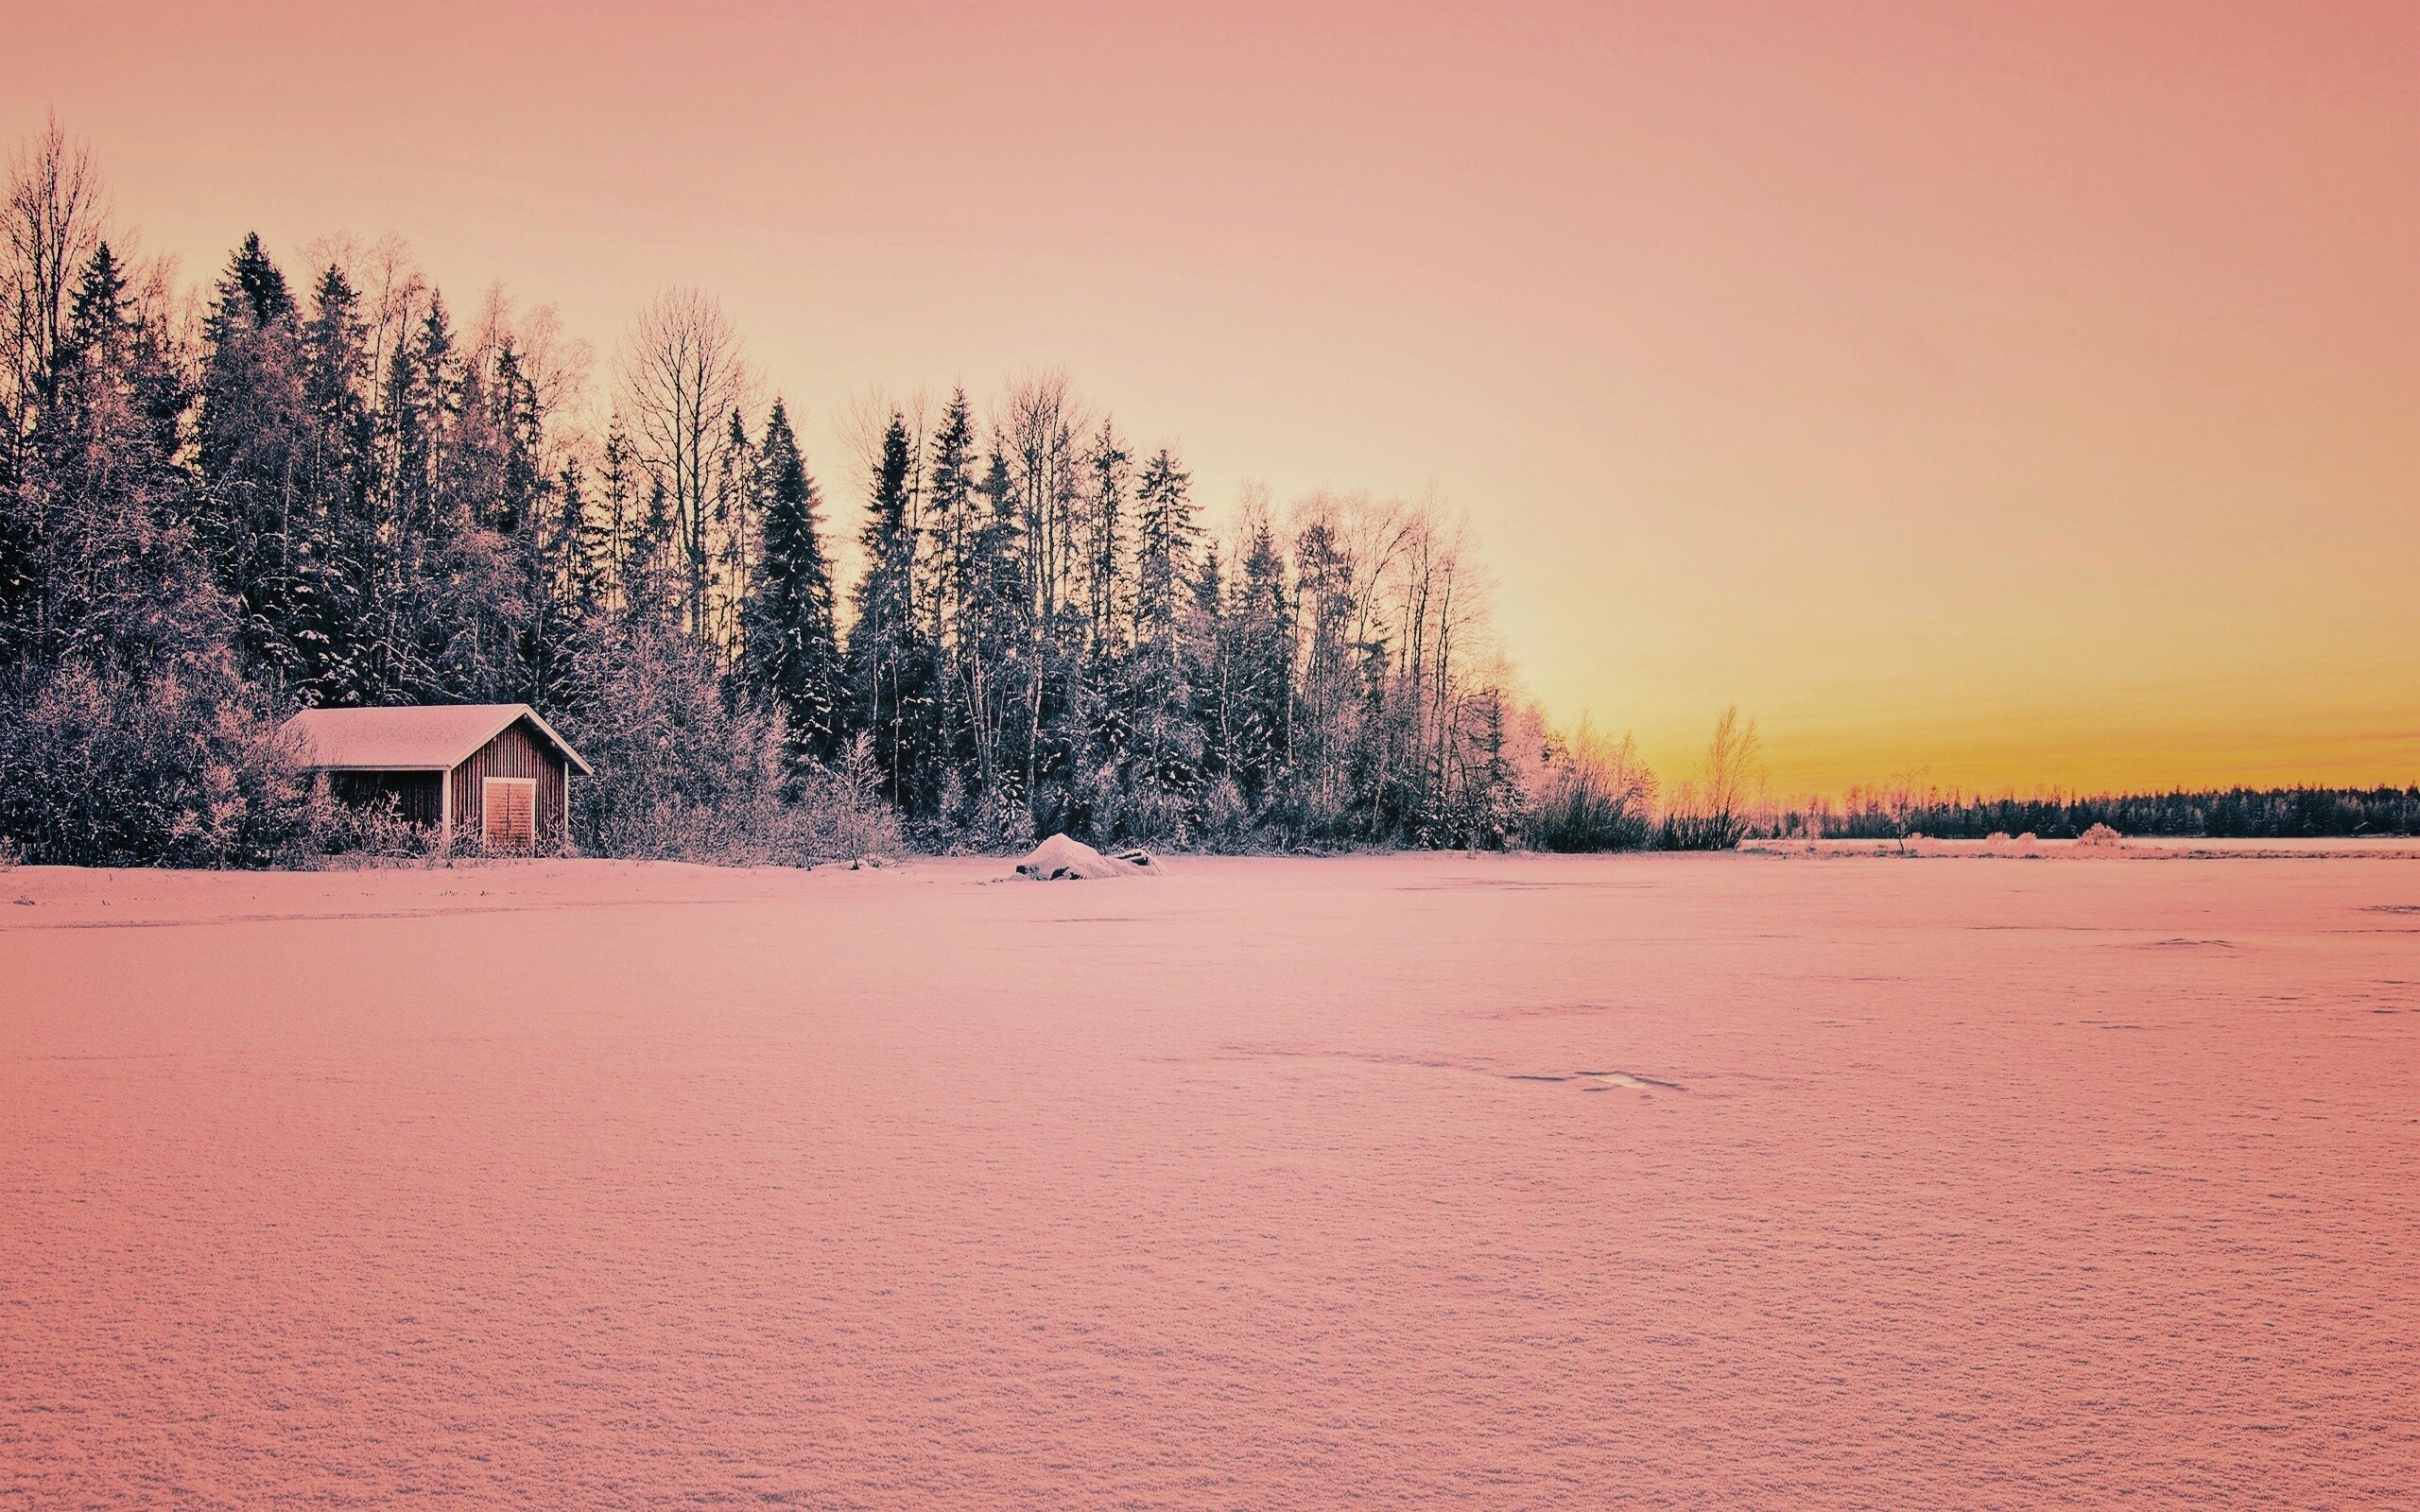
7,1,2414,797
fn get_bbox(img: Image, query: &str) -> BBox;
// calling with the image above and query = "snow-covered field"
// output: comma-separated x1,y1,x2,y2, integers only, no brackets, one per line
4,850,2416,1508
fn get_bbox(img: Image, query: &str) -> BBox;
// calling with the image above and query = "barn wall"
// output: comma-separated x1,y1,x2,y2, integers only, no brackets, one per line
448,720,568,850
332,771,443,829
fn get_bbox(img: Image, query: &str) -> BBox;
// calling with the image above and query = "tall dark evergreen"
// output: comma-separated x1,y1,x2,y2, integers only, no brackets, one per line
739,400,842,761
1122,447,1203,833
1225,519,1294,808
286,265,374,704
925,388,978,640
1079,419,1131,640
196,232,308,679
709,406,756,653
5,242,213,675
227,232,292,324
846,414,934,809
955,444,1033,825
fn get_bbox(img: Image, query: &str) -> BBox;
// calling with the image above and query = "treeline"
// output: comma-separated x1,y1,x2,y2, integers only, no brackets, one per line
6,117,1699,866
1775,783,2420,841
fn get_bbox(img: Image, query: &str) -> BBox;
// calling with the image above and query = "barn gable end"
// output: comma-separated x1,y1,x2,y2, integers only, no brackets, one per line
447,718,570,850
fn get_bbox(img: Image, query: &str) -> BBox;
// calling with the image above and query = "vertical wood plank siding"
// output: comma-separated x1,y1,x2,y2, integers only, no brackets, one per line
446,720,569,850
332,771,442,828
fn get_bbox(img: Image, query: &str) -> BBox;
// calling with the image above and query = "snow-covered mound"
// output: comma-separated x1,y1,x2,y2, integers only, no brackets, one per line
1013,833,1159,880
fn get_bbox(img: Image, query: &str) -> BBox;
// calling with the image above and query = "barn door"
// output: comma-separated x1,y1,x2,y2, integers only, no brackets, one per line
482,777,538,851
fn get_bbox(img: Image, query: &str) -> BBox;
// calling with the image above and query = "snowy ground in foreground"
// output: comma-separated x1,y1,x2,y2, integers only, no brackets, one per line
4,853,2416,1509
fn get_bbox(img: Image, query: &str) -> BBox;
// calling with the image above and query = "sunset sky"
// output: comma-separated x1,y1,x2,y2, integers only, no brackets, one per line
7,1,2414,796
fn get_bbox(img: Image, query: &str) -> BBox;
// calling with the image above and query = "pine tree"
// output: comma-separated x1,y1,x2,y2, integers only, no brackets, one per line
956,443,1033,822
1192,539,1237,795
1470,689,1524,850
627,474,679,627
846,414,934,809
925,387,977,642
1132,448,1196,645
62,242,128,357
1229,518,1295,811
407,296,457,529
4,242,216,677
550,458,608,619
1123,446,1204,835
530,458,596,709
227,232,292,324
288,265,373,704
487,342,544,539
709,406,756,653
597,420,639,614
1079,419,1131,641
739,400,842,762
196,232,308,680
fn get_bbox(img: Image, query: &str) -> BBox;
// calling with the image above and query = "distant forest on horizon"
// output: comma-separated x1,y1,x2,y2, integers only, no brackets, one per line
0,117,2408,868
1777,783,2420,842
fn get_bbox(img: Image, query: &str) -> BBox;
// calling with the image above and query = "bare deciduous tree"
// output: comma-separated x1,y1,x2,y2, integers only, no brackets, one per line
2,112,109,470
1530,717,1659,850
618,288,757,642
1676,703,1765,849
997,369,1091,623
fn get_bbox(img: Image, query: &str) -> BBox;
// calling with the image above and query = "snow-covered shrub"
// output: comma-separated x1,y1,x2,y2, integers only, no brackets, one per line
1191,778,1254,853
788,734,905,861
548,618,790,862
0,657,314,868
1528,720,1657,851
550,618,906,866
298,790,442,866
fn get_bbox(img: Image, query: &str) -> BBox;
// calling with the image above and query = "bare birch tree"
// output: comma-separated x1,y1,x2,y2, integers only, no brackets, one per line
2,113,108,474
618,288,756,644
1671,703,1765,848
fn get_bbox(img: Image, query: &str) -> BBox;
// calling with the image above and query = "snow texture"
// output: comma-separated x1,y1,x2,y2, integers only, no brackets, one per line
4,850,2418,1508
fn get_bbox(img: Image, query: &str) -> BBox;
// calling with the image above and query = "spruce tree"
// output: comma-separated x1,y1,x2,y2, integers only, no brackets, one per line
957,444,1032,819
5,242,216,678
739,400,842,762
1229,519,1294,810
925,388,977,641
1132,448,1196,644
1079,420,1131,641
710,406,756,652
228,233,291,323
1123,446,1204,835
597,420,639,613
289,266,373,704
846,414,934,809
196,232,307,680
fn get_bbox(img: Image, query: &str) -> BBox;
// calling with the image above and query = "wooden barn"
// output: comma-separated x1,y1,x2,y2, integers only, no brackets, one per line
281,704,593,852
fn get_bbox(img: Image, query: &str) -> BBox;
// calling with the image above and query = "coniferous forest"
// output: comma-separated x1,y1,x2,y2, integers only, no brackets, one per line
0,119,1569,865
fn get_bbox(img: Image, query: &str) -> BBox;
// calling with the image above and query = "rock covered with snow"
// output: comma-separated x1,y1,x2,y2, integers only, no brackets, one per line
2075,822,2127,850
1013,833,1159,881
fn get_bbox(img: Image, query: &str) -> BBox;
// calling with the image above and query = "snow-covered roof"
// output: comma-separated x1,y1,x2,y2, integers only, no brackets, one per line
281,704,593,776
